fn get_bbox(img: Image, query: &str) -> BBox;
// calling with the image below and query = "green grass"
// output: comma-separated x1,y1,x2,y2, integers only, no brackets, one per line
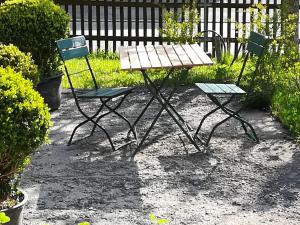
61,54,242,89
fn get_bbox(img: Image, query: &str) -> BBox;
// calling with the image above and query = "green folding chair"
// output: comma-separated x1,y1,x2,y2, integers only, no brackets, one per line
56,36,137,150
194,31,268,145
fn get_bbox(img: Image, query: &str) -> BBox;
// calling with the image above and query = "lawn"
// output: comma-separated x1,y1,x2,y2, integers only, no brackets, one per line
61,54,242,89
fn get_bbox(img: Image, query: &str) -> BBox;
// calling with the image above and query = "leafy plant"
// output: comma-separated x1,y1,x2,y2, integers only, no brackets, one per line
0,212,10,224
161,0,200,44
149,213,170,224
0,44,39,86
0,0,70,79
237,3,298,109
0,67,51,206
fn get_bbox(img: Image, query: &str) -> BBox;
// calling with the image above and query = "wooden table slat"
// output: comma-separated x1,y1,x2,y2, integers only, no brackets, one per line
173,45,193,67
119,47,131,70
181,44,203,65
190,44,214,65
119,44,214,70
163,45,182,67
127,46,142,70
145,45,162,68
154,45,172,68
136,45,152,69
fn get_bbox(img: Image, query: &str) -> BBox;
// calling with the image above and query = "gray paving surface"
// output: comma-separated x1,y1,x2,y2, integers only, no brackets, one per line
21,87,300,225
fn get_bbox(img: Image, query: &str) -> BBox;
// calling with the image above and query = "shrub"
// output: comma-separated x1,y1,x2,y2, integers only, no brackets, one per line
237,3,299,109
272,90,300,138
0,0,70,78
0,44,39,86
161,1,200,44
272,67,300,138
0,67,51,205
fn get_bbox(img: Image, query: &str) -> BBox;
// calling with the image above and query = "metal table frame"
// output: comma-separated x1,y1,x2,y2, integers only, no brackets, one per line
128,67,201,156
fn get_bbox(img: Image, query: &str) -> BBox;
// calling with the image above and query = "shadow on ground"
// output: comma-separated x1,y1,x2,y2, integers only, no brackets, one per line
21,87,300,225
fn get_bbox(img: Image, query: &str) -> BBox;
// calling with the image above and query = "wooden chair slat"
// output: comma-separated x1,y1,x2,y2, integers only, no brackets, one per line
60,46,89,61
215,84,235,93
57,36,86,50
207,83,225,93
225,84,246,94
195,83,214,93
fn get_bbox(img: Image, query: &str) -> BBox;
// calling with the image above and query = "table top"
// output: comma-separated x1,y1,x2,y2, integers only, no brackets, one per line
119,44,214,71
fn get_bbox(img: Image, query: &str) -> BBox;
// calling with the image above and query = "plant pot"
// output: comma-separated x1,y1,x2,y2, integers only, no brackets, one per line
0,190,28,225
36,71,63,111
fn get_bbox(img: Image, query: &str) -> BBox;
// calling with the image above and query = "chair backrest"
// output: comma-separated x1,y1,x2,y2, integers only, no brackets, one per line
236,31,268,87
57,36,89,61
56,36,99,94
247,31,268,57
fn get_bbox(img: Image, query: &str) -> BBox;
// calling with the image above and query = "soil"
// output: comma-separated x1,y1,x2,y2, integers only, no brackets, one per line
21,87,300,225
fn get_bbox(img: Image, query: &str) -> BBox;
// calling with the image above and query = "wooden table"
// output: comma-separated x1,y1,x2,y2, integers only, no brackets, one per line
119,44,213,156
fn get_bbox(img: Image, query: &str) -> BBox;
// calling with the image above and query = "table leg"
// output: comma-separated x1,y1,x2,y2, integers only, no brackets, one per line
127,68,174,139
132,69,201,157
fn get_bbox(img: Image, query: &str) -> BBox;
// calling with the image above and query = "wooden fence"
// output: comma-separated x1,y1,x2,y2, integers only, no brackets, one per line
2,0,293,54
54,0,287,54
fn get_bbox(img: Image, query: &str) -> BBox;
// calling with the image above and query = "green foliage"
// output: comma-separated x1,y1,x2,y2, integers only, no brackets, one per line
0,44,39,86
272,65,300,138
272,90,300,138
0,67,51,203
149,213,170,224
78,222,90,225
0,212,10,224
237,3,299,109
161,1,200,44
0,0,70,78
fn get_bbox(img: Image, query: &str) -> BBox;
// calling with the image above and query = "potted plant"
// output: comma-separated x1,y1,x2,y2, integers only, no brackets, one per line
0,67,51,224
0,0,70,111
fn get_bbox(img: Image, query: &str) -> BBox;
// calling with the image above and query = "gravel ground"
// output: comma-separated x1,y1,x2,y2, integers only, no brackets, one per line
21,87,300,225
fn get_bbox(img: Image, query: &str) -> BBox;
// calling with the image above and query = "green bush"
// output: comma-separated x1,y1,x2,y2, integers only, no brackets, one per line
0,67,51,205
272,90,300,138
272,67,300,138
0,44,39,86
0,0,70,78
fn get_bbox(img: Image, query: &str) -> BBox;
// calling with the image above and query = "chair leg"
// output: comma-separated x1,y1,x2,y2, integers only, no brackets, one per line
195,95,234,138
90,119,116,151
194,105,222,138
196,94,259,145
103,100,138,144
90,99,110,136
68,119,90,146
220,105,259,143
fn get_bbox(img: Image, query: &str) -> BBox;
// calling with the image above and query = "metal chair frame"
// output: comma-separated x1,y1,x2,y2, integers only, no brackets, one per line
194,31,269,145
56,36,137,150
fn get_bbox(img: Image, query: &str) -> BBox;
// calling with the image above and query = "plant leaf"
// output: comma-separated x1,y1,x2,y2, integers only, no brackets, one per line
0,212,10,224
157,218,170,224
78,222,90,225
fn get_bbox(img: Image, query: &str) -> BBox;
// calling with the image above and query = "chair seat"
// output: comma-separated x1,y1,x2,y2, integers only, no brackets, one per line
78,87,133,98
195,83,246,94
